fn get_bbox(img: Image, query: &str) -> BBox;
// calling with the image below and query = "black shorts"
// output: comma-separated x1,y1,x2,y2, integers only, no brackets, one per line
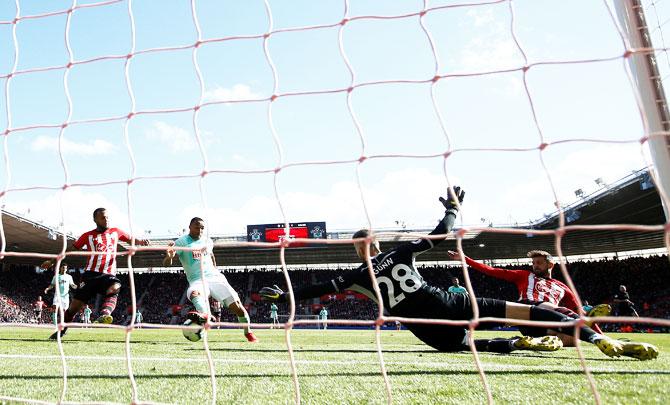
517,301,579,337
400,287,507,352
73,272,121,302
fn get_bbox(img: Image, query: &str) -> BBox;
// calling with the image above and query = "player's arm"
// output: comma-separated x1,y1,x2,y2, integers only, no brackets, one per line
211,249,217,268
260,267,362,302
162,241,177,266
398,186,465,256
40,236,86,269
117,228,150,246
44,283,54,294
448,250,526,282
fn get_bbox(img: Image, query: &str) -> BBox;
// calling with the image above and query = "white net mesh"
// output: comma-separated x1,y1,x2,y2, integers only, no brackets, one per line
0,0,669,403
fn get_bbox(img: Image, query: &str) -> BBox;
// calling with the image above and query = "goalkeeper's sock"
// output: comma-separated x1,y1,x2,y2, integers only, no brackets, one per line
51,312,57,325
529,306,598,342
473,338,514,354
238,316,251,334
190,295,209,314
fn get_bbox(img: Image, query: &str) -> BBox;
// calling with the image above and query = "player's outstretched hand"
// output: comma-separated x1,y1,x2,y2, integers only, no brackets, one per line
259,285,285,302
39,260,53,270
439,185,465,211
447,250,464,261
165,241,176,258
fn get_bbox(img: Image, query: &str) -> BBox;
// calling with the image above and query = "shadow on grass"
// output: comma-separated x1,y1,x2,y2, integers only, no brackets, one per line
0,337,193,345
197,347,436,354
2,369,668,380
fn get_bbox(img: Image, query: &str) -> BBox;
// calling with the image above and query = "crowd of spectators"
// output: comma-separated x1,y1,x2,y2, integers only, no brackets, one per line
0,255,667,331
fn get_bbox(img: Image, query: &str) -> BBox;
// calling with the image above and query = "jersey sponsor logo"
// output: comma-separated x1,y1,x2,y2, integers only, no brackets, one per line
191,247,207,260
532,279,563,303
95,241,115,252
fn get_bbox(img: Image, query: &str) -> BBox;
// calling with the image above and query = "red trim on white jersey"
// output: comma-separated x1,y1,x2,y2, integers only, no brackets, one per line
74,228,130,275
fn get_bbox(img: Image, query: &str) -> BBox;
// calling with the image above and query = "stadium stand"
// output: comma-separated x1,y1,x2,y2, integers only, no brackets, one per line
1,255,667,331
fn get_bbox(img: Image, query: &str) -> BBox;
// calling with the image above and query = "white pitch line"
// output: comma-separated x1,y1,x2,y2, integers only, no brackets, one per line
0,354,666,374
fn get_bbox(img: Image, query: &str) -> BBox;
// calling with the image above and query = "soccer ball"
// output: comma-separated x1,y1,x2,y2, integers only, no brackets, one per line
182,319,202,342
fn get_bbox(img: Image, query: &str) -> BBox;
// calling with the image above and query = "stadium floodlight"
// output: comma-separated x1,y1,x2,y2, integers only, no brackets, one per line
566,210,581,223
641,172,654,190
594,178,606,187
574,189,585,198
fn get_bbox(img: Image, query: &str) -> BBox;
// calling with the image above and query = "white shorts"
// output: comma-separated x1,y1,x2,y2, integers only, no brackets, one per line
52,295,69,309
187,273,240,307
271,313,278,320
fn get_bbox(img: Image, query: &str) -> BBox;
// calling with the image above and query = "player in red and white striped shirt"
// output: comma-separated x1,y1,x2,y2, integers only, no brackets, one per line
41,207,149,339
448,249,604,347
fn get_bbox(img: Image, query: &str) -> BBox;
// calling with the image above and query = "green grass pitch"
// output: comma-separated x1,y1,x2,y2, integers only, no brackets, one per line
0,327,668,404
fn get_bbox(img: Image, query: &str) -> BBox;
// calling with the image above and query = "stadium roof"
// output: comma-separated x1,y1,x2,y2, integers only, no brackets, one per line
0,170,666,269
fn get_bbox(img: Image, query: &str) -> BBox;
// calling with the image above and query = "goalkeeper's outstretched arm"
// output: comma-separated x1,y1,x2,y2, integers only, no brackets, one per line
396,186,465,256
259,268,362,302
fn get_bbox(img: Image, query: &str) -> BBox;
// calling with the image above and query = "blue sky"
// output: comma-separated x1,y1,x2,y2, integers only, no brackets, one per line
0,0,666,238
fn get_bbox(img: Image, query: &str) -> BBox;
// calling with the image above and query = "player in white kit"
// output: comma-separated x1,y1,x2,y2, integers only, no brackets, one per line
44,262,77,325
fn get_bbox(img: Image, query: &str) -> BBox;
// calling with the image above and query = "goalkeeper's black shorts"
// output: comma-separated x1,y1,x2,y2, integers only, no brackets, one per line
398,287,507,352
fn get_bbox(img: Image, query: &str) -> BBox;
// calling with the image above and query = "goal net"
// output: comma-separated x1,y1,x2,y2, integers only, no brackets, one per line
0,0,668,404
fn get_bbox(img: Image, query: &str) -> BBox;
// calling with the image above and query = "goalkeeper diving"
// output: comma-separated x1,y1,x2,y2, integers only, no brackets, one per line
260,186,658,359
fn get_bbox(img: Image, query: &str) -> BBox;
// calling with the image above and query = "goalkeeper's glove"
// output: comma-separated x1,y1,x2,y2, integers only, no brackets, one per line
439,185,465,214
259,285,286,302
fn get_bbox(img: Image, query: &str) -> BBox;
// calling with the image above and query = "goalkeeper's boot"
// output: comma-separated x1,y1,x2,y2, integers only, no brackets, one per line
586,304,611,327
512,335,563,352
620,341,659,360
49,327,68,340
187,311,209,326
593,336,624,358
245,332,259,343
94,314,113,324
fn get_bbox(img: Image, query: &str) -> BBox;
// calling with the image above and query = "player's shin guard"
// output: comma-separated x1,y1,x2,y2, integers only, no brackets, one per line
529,306,599,343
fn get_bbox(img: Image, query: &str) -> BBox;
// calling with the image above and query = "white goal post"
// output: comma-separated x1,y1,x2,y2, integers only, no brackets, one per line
614,0,670,220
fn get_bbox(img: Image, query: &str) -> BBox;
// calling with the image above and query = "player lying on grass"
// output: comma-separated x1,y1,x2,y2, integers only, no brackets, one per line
447,249,616,350
260,186,658,360
41,208,150,339
163,217,258,343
